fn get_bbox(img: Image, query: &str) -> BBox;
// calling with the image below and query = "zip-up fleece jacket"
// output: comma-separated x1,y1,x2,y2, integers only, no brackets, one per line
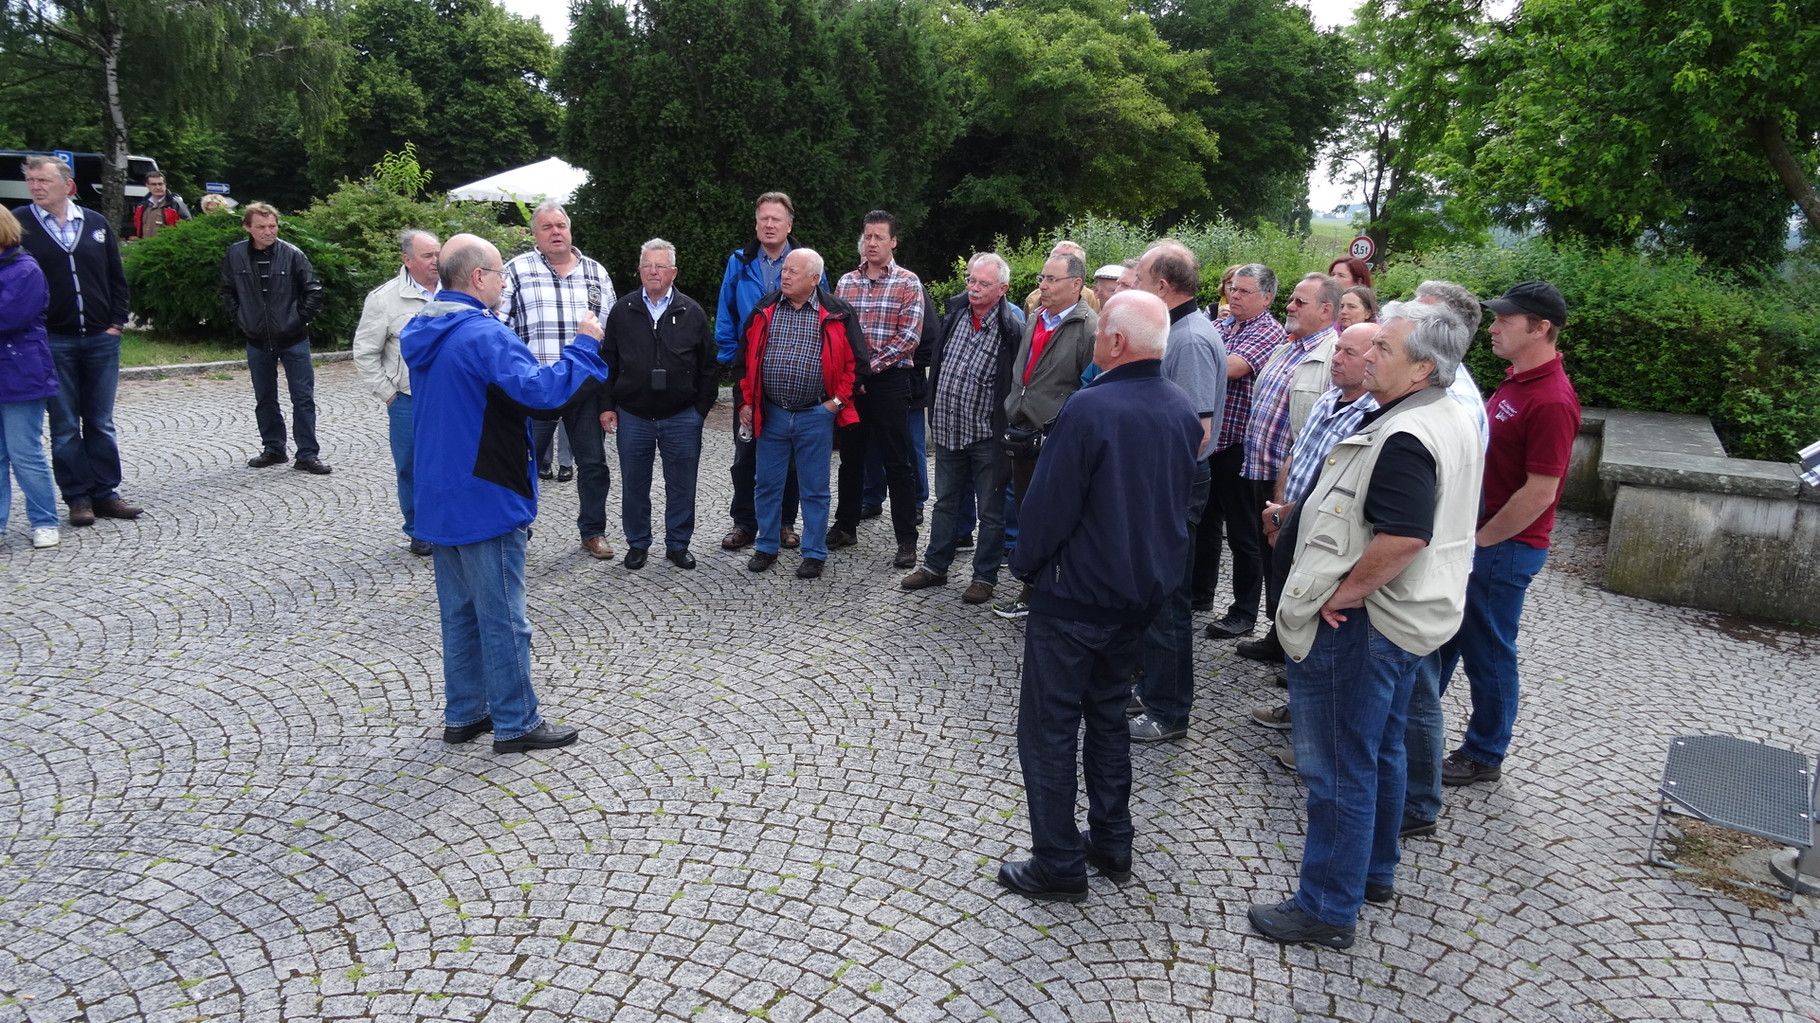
929,294,1022,442
219,238,322,349
11,204,129,336
1010,359,1202,624
601,288,718,420
399,290,609,546
713,232,803,364
1004,301,1096,433
1276,386,1484,661
736,288,866,438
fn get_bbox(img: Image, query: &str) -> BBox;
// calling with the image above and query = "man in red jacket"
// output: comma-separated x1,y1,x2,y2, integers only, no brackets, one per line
736,248,866,579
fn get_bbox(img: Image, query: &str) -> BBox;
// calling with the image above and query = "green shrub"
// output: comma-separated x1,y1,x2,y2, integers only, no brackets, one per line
123,211,359,345
1377,241,1820,462
293,182,530,300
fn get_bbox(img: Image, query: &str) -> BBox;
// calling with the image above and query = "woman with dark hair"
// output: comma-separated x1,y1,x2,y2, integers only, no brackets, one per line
1338,285,1379,329
1327,256,1373,289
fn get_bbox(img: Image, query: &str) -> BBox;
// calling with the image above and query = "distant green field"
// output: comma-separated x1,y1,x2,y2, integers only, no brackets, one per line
1306,219,1356,258
120,332,244,369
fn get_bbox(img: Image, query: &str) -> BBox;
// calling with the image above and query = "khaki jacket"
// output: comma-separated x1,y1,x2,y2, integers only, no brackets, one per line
352,267,432,402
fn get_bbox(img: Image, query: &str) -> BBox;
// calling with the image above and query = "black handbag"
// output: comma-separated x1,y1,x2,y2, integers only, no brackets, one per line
999,424,1044,460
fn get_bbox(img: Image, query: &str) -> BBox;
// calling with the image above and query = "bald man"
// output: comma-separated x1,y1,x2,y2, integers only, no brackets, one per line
997,291,1203,903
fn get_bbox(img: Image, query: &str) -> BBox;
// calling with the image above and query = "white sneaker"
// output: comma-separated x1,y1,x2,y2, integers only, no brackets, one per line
32,527,60,548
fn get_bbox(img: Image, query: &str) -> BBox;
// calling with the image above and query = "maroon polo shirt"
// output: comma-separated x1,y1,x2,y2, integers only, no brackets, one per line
1482,353,1581,548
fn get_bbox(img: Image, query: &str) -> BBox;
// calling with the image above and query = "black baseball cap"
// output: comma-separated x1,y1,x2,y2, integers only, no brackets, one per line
1484,281,1568,327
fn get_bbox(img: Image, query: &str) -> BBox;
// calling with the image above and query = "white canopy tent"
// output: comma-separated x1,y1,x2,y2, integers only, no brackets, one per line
446,157,588,204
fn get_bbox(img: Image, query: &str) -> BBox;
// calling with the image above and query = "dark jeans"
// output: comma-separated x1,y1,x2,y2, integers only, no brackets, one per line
864,407,929,507
835,366,917,542
246,338,319,460
1133,459,1213,729
1438,540,1550,768
1191,443,1265,620
532,395,610,540
45,330,123,505
386,392,416,538
729,389,796,532
1018,612,1147,880
616,407,703,552
924,437,1009,582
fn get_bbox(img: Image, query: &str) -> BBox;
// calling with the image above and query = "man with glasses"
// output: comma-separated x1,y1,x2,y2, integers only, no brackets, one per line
992,251,1097,619
599,239,717,571
1196,263,1285,641
498,200,616,561
899,252,1023,605
401,234,609,754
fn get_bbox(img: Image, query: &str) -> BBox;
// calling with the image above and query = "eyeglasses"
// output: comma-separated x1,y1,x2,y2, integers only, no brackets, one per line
1035,274,1080,284
476,267,505,279
965,277,1004,289
638,263,676,272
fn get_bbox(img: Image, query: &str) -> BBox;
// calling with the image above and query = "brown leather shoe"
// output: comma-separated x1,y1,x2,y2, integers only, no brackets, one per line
93,497,143,520
580,535,615,560
962,580,995,604
721,527,756,550
780,526,801,550
68,501,96,527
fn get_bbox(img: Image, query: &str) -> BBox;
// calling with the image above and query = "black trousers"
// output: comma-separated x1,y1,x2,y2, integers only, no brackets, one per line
1190,443,1266,621
834,367,918,542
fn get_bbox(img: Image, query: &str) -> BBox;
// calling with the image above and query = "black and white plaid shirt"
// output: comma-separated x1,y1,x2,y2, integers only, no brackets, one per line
498,248,615,364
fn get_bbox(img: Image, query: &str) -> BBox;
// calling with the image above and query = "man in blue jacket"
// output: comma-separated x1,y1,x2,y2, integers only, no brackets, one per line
997,290,1203,902
715,191,803,552
400,234,609,754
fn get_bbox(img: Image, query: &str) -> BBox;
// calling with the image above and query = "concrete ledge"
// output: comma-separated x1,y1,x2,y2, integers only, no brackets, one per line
121,349,353,382
1573,407,1819,622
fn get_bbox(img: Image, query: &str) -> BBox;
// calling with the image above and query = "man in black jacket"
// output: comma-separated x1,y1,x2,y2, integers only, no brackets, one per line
600,239,718,570
996,290,1202,903
219,202,329,474
899,252,1022,606
13,155,141,527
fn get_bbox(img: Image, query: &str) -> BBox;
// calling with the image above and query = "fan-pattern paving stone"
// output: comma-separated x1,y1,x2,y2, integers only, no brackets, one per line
1,361,1815,1021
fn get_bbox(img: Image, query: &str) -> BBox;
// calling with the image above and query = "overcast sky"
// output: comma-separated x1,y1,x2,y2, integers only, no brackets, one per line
498,0,1364,210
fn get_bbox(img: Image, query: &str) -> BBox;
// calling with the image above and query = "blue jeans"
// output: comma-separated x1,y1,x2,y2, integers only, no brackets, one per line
729,387,797,532
46,330,123,505
756,401,835,559
1288,612,1420,927
387,393,416,538
1,399,59,532
431,528,542,741
924,438,1009,582
1018,612,1146,879
1133,459,1213,730
246,339,319,459
1403,651,1446,823
1438,540,1549,768
531,395,610,539
616,407,704,552
865,408,929,506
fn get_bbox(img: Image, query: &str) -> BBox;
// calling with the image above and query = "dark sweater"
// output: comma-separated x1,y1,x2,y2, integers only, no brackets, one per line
1010,359,1202,624
600,288,718,420
11,204,129,336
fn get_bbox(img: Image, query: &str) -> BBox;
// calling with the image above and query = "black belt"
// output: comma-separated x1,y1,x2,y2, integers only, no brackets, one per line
776,398,827,412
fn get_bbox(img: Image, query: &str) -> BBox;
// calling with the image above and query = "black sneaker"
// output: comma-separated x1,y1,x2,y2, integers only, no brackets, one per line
1247,898,1355,949
747,550,778,572
1204,612,1255,639
492,722,578,753
1441,750,1501,786
795,558,825,579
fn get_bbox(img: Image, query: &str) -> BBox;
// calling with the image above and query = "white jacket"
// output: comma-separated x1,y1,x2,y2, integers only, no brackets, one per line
351,267,432,402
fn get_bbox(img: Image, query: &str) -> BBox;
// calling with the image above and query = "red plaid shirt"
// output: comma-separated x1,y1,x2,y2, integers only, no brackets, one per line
837,260,923,374
1215,312,1287,451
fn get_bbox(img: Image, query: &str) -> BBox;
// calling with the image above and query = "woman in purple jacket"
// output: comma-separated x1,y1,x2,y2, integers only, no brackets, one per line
0,211,61,549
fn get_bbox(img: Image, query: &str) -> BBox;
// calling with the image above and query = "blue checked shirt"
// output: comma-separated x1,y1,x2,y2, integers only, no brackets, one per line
761,295,826,409
1282,387,1378,506
498,249,615,365
1243,329,1324,481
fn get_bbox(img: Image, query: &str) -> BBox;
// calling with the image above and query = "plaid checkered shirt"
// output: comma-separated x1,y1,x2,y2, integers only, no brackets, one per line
1282,387,1379,506
930,310,1005,450
761,295,827,410
1243,328,1326,481
498,249,615,364
1215,312,1287,452
836,260,922,374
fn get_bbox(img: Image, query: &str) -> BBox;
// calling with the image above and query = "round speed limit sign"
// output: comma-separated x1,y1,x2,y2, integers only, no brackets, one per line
1348,235,1376,263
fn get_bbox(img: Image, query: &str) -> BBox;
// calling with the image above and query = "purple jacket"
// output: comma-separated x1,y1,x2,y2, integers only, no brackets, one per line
0,246,56,404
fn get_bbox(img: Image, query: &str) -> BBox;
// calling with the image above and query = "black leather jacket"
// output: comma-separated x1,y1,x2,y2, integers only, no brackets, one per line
219,238,322,349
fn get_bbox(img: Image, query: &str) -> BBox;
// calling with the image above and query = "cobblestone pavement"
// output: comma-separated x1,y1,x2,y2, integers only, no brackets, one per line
2,361,1816,1023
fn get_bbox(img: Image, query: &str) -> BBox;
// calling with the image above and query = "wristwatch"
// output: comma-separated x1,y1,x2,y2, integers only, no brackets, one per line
830,396,845,410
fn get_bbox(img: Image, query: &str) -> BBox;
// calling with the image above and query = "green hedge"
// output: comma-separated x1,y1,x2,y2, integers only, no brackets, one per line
123,211,359,344
1378,243,1820,462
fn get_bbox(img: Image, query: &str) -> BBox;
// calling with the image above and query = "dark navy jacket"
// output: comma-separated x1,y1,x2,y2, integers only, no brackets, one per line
1010,359,1201,624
